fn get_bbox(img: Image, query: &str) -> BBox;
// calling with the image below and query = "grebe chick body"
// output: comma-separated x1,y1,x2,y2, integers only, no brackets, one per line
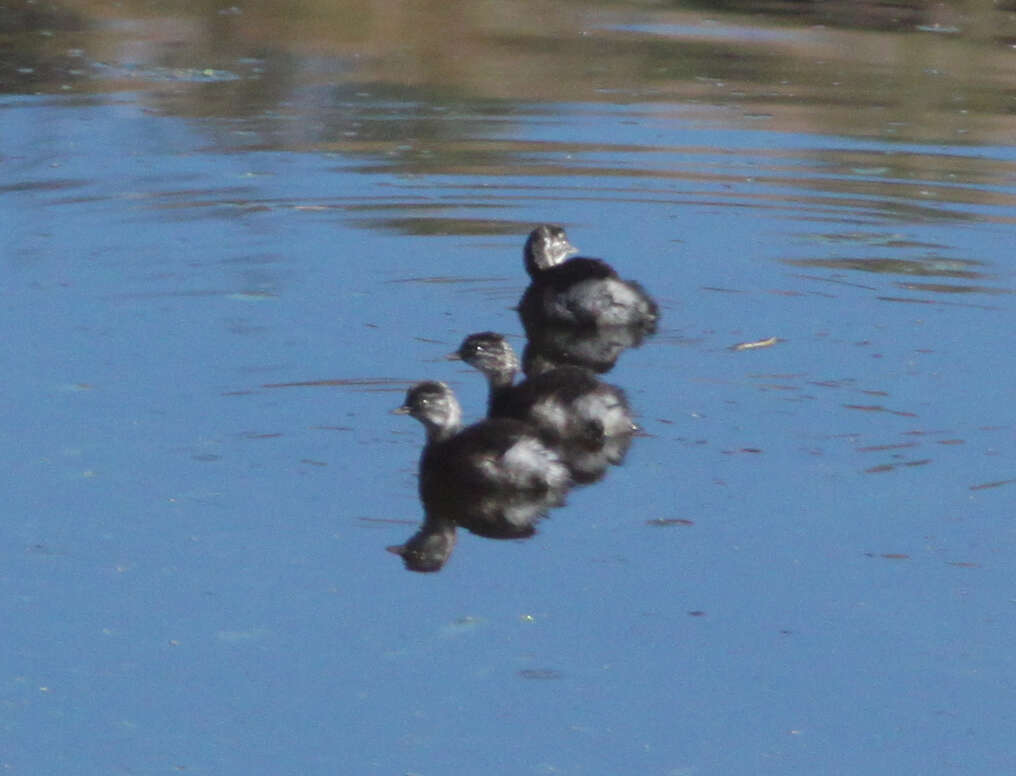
396,381,571,537
519,225,659,331
455,332,636,448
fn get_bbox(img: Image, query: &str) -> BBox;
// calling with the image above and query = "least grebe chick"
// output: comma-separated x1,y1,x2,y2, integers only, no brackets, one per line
453,331,520,399
519,225,660,332
396,381,570,537
396,380,464,443
454,332,636,449
523,224,580,277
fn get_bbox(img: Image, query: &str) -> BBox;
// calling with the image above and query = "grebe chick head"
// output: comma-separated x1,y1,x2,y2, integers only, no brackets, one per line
523,224,578,277
395,381,463,442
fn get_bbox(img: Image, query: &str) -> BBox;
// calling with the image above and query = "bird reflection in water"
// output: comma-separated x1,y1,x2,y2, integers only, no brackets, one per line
521,322,652,375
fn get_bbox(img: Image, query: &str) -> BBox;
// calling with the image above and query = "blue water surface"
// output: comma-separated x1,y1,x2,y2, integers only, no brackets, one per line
4,10,1016,775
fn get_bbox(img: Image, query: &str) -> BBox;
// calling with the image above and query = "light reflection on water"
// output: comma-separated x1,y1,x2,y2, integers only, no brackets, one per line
4,1,1016,774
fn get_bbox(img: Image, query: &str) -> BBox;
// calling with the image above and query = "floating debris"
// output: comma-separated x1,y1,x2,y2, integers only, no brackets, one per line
730,336,779,351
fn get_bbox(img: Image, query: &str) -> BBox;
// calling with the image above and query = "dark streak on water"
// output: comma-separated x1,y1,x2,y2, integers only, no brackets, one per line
518,669,563,680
